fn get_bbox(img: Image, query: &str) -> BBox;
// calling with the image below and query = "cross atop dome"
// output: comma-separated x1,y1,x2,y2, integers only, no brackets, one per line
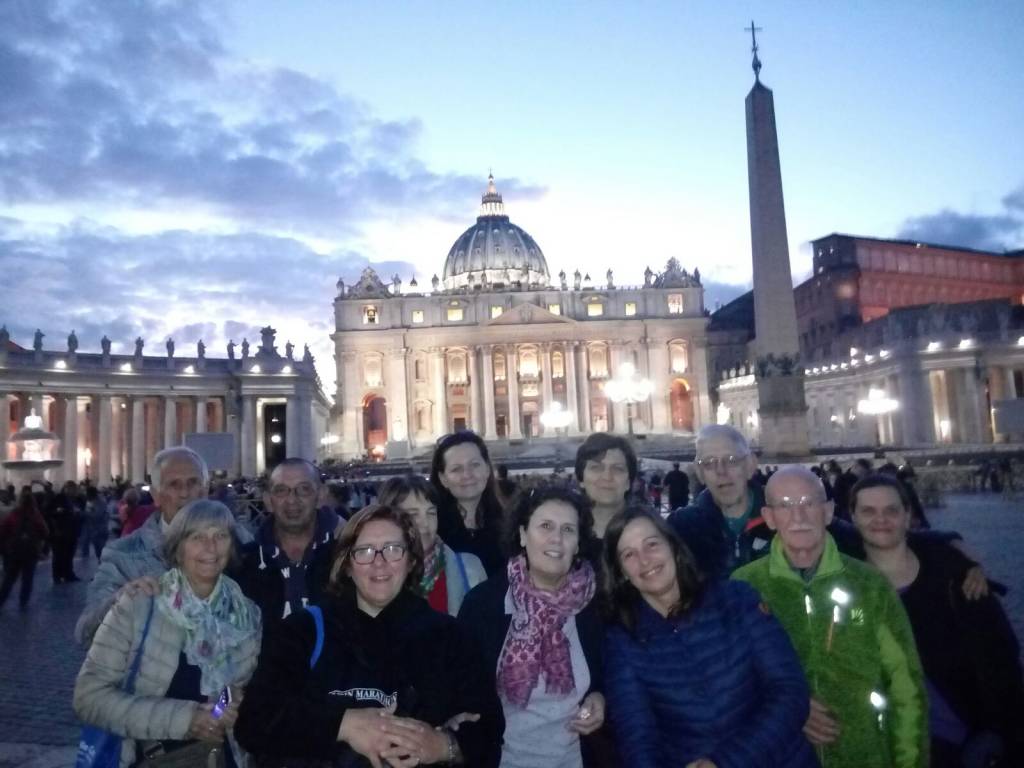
746,20,763,81
479,173,506,218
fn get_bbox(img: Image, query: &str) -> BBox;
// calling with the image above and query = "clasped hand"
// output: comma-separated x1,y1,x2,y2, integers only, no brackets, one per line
339,706,452,768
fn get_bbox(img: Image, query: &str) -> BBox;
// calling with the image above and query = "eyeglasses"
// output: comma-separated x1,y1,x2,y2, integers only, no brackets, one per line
269,483,318,500
694,454,749,471
350,543,407,565
768,495,827,512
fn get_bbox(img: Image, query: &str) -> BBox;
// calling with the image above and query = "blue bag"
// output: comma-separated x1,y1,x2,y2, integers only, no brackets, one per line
75,598,156,768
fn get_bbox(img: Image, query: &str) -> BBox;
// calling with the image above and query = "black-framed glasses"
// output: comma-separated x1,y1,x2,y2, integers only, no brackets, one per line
350,543,407,565
269,483,318,500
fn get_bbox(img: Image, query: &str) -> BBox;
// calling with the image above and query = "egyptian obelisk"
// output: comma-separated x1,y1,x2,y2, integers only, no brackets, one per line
745,22,810,457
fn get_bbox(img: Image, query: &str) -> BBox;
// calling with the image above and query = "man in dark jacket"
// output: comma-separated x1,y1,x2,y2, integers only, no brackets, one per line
46,481,82,583
234,458,341,639
663,462,690,511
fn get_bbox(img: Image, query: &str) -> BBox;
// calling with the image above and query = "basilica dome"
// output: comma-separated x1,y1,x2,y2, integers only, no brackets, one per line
442,175,550,290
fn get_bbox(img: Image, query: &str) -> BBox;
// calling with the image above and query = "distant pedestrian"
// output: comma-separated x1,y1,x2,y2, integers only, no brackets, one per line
0,488,50,609
663,462,690,511
78,486,108,560
46,481,81,583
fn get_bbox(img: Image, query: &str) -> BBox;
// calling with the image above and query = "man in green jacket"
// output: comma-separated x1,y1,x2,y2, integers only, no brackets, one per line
733,466,928,768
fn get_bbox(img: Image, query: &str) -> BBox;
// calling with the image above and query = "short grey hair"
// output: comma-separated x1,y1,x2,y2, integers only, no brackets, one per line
152,446,209,491
695,424,751,457
163,499,236,567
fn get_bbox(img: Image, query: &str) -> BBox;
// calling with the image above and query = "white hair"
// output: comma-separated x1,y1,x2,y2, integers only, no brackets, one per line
151,446,209,490
694,424,751,457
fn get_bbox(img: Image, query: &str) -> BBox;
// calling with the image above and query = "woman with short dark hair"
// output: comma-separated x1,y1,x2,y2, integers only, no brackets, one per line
574,433,640,537
236,503,501,767
430,431,507,575
459,484,609,768
602,507,817,768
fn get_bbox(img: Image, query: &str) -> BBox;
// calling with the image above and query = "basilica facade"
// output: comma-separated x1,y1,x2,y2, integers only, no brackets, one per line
330,177,712,460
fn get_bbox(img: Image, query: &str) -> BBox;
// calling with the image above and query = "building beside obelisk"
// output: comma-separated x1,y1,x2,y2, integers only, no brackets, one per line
744,23,810,457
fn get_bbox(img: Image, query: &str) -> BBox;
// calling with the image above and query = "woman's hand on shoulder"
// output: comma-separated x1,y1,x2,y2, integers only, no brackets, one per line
569,692,605,735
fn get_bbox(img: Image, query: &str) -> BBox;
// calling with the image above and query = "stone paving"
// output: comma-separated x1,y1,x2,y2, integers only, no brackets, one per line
0,493,1021,767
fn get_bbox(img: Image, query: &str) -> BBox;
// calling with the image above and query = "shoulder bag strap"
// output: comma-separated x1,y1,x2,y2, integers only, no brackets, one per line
454,550,470,593
124,597,156,694
306,605,324,669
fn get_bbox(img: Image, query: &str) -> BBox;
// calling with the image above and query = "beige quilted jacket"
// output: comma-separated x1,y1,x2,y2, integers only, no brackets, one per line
73,589,261,768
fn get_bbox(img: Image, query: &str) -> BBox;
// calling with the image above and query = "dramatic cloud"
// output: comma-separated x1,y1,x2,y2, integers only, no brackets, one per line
896,183,1024,253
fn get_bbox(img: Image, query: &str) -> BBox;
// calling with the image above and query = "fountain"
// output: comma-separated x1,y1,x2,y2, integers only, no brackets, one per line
3,409,64,486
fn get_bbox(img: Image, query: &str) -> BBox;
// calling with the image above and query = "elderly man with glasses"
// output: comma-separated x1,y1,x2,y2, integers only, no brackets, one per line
667,424,776,581
733,465,928,768
234,458,344,639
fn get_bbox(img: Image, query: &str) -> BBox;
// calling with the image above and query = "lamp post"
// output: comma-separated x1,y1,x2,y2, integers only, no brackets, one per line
604,362,654,435
540,401,573,437
856,388,899,447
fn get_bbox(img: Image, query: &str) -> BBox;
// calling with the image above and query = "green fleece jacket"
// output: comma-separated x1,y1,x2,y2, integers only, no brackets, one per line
733,535,928,768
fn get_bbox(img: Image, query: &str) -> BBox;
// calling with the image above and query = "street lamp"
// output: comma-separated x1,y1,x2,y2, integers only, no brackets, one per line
857,388,899,446
540,401,573,436
604,361,654,435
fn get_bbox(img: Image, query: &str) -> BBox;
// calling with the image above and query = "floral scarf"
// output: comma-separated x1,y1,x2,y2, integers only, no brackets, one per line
419,543,446,596
496,554,596,708
157,568,262,697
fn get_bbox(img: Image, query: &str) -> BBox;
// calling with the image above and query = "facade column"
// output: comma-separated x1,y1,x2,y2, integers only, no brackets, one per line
240,395,257,477
995,366,1017,442
163,397,178,448
481,346,498,440
0,395,9,475
690,342,713,430
61,396,78,482
468,347,483,435
540,344,555,435
507,346,523,439
577,344,592,433
131,398,145,483
388,349,410,447
340,352,362,456
196,397,208,433
431,348,448,437
1003,366,1018,400
564,343,581,436
647,341,671,433
285,397,299,458
97,395,112,486
608,343,628,433
897,357,936,446
958,368,984,443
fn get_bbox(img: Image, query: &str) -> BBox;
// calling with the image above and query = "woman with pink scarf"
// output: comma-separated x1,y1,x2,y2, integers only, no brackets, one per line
458,484,613,768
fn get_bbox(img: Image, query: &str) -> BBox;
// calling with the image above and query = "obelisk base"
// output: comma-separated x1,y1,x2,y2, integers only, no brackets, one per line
756,372,811,460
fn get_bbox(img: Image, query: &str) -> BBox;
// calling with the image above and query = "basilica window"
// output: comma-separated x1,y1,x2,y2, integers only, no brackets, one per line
493,354,507,381
447,352,468,384
624,302,637,317
547,303,561,315
414,356,427,382
667,294,683,314
519,348,539,378
588,346,608,379
491,305,503,319
362,305,379,325
363,355,383,388
669,343,688,374
586,303,604,317
552,351,565,379
412,309,424,324
447,307,464,322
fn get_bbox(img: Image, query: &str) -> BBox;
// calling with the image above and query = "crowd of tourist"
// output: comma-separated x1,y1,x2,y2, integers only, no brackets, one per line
1,427,1022,767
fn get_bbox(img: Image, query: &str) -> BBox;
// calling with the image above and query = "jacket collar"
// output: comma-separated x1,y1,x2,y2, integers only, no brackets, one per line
140,512,165,553
766,532,844,583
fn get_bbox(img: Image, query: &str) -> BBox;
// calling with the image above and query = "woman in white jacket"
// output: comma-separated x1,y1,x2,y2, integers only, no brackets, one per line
74,500,261,768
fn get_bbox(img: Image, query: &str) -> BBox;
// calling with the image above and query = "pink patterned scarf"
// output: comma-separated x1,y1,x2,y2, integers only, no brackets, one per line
496,554,596,708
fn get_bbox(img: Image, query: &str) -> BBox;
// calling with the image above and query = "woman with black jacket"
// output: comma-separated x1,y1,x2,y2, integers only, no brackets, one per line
430,431,507,576
236,504,502,768
457,484,612,768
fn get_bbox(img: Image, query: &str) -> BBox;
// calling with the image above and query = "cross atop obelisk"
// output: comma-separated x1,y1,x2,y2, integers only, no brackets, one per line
745,20,763,81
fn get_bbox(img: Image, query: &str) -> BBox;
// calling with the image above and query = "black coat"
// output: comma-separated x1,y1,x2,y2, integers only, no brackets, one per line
236,589,502,768
457,573,616,768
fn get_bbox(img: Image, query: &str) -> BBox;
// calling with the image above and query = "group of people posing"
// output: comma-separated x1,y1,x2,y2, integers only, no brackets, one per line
67,426,1022,768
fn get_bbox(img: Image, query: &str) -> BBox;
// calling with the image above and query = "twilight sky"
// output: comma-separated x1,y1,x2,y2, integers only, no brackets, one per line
1,0,1021,393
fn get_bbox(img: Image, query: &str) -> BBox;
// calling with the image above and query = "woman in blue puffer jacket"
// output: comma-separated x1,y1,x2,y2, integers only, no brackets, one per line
602,507,819,768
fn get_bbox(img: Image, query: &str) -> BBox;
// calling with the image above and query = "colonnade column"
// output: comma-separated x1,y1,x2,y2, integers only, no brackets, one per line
97,395,112,485
608,343,628,433
481,346,497,440
163,396,178,448
0,395,9,471
110,398,124,480
958,368,984,443
196,397,208,433
996,366,1018,442
240,395,257,477
507,346,523,439
897,357,936,446
388,349,410,445
131,398,145,483
540,344,555,435
468,346,483,435
59,396,77,482
431,348,448,437
564,343,580,436
285,397,298,457
31,394,46,428
576,344,591,433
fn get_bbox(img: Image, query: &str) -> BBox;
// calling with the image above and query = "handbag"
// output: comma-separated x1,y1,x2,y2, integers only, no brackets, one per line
136,740,226,768
75,598,157,768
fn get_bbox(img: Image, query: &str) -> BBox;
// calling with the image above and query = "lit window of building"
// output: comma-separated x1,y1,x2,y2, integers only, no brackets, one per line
587,303,604,317
363,306,378,325
552,351,565,378
668,294,683,314
491,305,503,319
547,303,561,315
411,309,424,324
447,306,464,322
493,354,507,381
625,302,637,317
